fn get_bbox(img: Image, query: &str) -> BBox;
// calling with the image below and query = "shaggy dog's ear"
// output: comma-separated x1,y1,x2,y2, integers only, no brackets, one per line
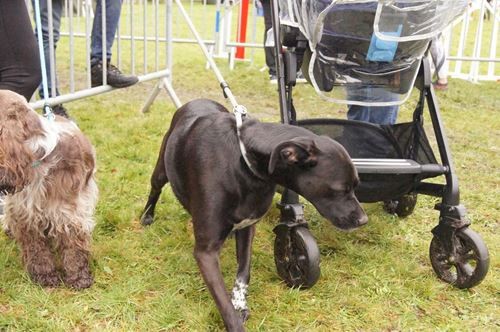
268,138,319,174
0,90,41,137
0,91,42,191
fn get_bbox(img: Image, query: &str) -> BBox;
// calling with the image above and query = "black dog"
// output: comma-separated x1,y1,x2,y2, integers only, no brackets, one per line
141,99,367,331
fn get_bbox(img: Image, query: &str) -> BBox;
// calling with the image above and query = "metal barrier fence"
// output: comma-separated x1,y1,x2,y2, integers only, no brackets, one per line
28,0,182,111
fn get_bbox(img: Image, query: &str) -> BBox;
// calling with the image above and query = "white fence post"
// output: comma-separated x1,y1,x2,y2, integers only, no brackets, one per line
448,0,500,82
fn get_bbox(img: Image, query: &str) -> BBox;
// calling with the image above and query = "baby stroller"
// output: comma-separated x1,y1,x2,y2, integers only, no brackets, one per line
270,0,490,289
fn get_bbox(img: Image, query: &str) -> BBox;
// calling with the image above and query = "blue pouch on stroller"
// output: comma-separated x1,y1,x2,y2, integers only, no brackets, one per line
366,25,402,62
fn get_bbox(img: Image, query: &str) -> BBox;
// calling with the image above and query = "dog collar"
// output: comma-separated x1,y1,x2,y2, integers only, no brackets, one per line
233,105,267,181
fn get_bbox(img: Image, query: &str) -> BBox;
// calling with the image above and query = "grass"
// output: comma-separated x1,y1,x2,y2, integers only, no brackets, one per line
1,3,499,331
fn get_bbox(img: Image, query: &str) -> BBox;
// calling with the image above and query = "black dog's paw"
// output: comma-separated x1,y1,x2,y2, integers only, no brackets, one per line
140,206,155,226
238,309,250,322
31,271,61,287
140,214,154,226
65,274,94,290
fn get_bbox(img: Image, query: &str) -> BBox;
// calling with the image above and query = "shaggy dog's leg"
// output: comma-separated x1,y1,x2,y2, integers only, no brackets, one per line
14,224,60,287
58,229,93,289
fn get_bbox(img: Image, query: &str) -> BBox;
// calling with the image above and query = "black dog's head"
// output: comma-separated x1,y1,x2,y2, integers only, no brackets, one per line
269,136,368,230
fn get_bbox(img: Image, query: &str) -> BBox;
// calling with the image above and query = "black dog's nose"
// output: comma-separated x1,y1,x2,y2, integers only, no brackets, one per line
358,214,368,226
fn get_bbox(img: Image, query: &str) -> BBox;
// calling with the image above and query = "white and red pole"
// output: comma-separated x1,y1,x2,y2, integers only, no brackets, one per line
235,0,250,60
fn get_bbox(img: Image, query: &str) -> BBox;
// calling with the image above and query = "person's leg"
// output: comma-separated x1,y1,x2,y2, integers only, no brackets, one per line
429,35,448,89
347,88,399,125
32,0,70,118
90,0,122,63
347,104,371,122
90,0,137,88
348,104,398,125
262,0,276,77
32,0,63,98
0,0,41,100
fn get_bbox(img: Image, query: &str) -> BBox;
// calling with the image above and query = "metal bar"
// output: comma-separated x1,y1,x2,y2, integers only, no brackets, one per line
141,79,164,113
155,0,159,72
162,77,182,108
30,69,171,109
86,0,91,88
141,77,182,113
470,0,487,82
453,9,470,76
249,0,258,64
61,32,265,48
130,0,135,75
487,0,498,77
167,0,173,84
47,0,56,98
69,0,75,93
102,0,107,85
117,0,121,69
270,0,289,124
143,0,147,74
448,56,500,62
424,59,460,206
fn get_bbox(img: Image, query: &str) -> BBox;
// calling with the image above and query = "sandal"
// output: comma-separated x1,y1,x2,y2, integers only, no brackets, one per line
433,81,448,91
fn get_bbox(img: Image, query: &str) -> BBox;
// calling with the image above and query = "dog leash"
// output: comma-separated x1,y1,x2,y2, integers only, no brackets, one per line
174,0,265,179
33,0,55,121
221,83,266,180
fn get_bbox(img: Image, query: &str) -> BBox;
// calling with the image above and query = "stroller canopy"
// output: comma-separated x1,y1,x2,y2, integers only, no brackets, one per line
279,0,468,106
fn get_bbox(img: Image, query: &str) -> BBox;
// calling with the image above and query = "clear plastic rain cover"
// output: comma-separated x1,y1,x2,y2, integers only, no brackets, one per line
279,0,468,106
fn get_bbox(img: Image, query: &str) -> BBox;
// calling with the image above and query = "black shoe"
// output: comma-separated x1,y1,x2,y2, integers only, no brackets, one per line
91,61,138,88
52,104,70,119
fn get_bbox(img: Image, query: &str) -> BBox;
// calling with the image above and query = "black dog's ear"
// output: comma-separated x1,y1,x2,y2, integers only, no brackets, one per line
268,138,318,174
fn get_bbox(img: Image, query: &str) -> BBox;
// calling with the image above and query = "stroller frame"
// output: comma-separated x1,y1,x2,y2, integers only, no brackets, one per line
270,0,489,289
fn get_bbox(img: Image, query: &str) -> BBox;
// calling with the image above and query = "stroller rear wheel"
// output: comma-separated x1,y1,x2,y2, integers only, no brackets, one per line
383,193,418,218
429,227,489,289
274,225,320,288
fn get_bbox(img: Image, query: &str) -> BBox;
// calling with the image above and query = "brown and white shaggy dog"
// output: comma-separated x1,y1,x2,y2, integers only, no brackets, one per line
0,90,97,289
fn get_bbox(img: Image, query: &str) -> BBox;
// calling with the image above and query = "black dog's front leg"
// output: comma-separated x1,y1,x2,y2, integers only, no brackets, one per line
194,242,245,332
231,225,256,322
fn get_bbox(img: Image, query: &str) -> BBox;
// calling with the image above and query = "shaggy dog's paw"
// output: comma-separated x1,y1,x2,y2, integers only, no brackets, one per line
31,271,61,287
3,228,14,240
65,274,94,289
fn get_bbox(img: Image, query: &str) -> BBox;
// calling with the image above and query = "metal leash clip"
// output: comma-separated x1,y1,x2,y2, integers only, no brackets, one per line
233,104,248,129
43,104,55,122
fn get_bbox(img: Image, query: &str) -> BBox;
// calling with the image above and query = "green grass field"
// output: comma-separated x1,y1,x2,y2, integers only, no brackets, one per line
1,3,499,331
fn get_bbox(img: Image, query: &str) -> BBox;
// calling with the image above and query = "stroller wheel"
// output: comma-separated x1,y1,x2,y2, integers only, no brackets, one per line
429,227,489,289
274,225,320,288
383,193,418,218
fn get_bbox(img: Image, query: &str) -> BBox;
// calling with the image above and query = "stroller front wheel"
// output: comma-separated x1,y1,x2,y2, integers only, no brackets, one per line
274,225,320,288
429,227,489,289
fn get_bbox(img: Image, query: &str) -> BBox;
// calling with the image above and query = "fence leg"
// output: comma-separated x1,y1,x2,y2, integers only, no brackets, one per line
163,77,182,109
141,77,182,113
141,80,163,113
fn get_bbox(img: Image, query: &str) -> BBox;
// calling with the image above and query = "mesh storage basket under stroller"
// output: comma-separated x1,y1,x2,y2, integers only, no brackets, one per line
298,117,438,202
